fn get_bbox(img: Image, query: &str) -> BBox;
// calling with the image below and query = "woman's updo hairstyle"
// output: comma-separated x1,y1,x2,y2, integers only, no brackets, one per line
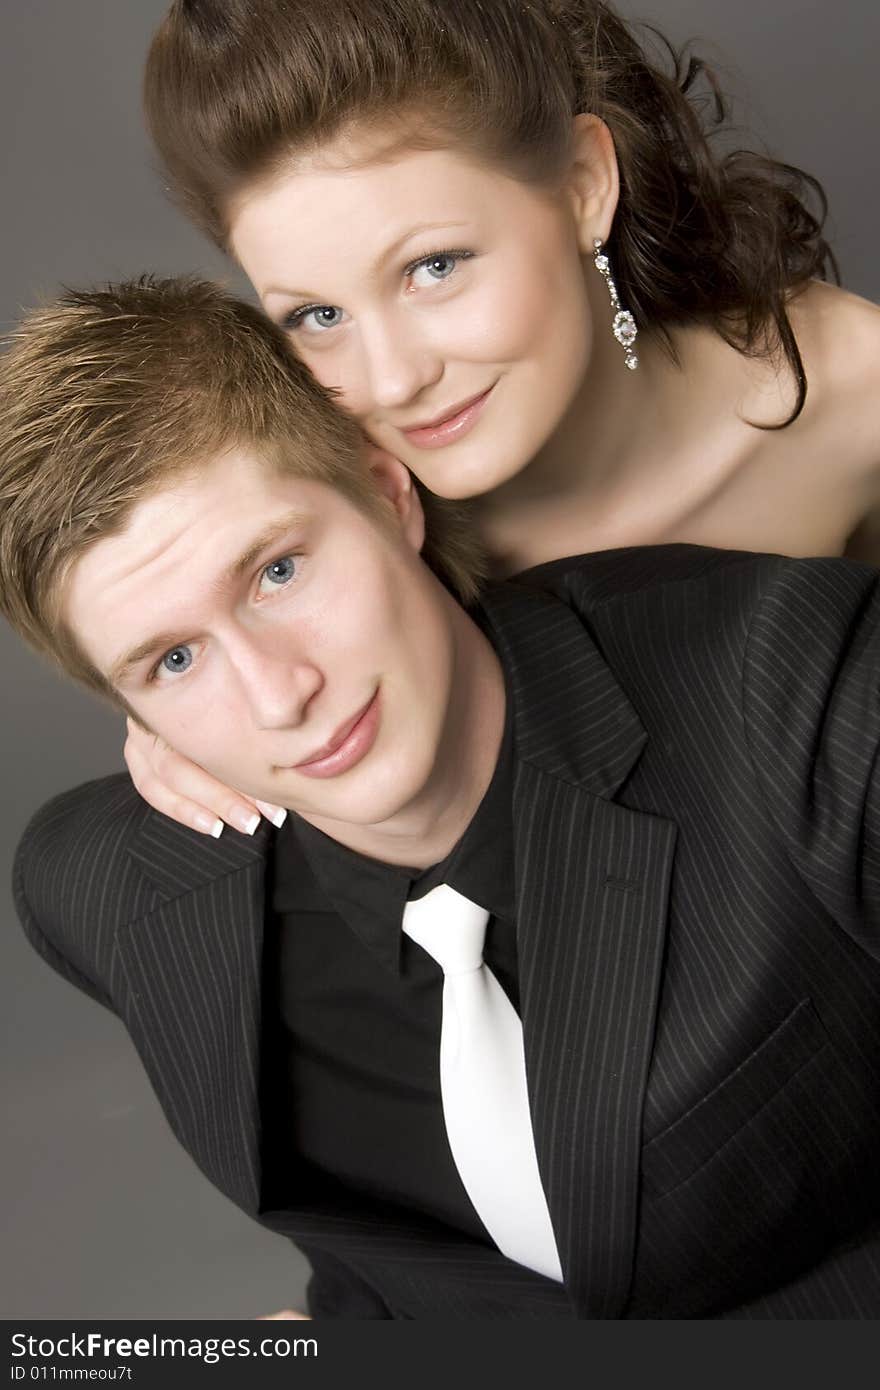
146,0,837,424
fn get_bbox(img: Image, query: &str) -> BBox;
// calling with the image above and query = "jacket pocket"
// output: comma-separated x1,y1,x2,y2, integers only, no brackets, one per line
633,997,880,1316
642,997,829,1198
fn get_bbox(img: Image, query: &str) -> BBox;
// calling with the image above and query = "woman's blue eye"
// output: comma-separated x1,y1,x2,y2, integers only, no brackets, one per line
161,645,192,675
286,304,344,333
311,306,343,328
409,250,471,288
423,255,456,280
261,555,298,588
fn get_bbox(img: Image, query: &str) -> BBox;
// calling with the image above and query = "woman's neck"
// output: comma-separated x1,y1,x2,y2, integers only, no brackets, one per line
475,314,797,575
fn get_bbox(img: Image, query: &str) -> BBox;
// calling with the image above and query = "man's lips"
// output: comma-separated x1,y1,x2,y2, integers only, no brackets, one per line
290,689,381,778
398,385,494,449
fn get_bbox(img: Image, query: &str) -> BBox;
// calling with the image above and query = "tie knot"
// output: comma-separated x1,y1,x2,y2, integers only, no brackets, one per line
401,883,490,976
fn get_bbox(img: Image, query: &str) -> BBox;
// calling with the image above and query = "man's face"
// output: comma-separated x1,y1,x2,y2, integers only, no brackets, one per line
64,449,465,832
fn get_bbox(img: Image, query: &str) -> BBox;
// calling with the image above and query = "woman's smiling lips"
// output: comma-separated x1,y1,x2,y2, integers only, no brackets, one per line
399,385,495,449
289,689,381,778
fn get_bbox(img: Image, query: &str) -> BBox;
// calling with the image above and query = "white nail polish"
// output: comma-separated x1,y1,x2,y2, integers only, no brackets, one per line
243,812,260,836
269,808,288,828
210,820,224,839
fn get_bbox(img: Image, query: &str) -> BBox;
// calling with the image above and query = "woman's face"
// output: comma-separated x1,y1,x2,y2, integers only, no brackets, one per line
229,134,595,500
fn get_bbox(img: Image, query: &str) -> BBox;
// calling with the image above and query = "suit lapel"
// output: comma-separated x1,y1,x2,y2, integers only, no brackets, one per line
484,583,677,1317
116,811,270,1214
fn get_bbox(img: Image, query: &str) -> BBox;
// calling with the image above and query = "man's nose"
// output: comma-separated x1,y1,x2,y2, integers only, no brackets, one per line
231,635,324,731
360,312,444,410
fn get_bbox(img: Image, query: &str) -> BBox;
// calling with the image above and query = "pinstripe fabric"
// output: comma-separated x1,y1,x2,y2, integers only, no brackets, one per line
114,866,266,1207
482,586,676,1315
13,545,880,1318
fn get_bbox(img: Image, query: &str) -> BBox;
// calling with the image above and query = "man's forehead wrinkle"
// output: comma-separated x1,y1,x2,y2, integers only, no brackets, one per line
101,485,199,584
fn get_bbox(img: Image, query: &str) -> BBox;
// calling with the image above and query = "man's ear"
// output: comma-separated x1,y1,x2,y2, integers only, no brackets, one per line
363,446,426,554
564,113,620,254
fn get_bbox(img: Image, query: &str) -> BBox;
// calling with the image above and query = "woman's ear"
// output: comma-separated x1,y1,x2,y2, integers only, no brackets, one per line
363,445,426,553
564,113,620,253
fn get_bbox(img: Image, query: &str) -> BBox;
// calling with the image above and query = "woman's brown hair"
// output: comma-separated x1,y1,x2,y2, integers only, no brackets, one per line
146,0,837,427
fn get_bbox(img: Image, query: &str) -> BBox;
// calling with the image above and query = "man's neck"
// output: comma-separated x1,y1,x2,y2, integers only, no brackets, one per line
297,598,507,871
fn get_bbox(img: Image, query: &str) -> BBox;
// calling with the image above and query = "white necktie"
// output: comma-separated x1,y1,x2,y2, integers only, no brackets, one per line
401,883,563,1282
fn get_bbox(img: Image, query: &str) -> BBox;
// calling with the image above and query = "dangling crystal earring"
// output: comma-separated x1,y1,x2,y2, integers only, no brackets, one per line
593,238,638,370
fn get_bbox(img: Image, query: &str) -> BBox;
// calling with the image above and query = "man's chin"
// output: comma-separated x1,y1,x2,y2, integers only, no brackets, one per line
291,781,426,838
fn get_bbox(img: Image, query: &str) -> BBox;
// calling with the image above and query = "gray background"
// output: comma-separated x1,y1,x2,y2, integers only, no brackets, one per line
1,1,877,1319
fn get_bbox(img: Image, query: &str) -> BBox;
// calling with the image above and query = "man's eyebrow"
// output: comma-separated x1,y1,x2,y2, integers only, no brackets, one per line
223,508,309,583
109,630,190,689
108,508,309,688
261,221,470,300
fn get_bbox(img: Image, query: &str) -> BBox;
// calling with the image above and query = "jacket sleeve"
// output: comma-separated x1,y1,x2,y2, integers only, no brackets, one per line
11,779,137,1011
742,556,880,958
13,869,112,1008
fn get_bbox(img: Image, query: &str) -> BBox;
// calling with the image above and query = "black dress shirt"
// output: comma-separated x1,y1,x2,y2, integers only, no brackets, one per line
268,707,517,1242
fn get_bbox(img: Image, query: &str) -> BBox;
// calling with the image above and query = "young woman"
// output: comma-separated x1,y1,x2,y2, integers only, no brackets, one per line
128,0,880,835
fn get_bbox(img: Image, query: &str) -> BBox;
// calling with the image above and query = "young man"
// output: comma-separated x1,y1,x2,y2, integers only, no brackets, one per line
2,277,880,1320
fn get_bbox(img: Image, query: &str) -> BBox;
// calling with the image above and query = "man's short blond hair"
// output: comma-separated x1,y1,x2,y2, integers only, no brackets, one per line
0,276,484,700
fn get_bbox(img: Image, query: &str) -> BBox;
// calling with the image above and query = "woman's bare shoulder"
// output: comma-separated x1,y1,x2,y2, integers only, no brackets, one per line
788,280,880,481
789,282,880,561
792,281,880,418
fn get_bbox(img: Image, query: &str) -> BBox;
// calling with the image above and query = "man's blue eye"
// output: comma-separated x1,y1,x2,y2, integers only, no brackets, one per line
161,646,192,675
264,556,297,585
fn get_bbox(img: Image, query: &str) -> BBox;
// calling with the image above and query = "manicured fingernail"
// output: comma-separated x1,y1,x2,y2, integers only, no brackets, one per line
232,809,261,836
194,812,224,838
256,801,288,828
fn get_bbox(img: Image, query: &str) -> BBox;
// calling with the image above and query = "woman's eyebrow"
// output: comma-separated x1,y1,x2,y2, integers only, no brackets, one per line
372,220,470,275
261,221,470,299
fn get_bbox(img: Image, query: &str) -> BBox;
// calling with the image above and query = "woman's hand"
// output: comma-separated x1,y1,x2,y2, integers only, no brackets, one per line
124,717,287,836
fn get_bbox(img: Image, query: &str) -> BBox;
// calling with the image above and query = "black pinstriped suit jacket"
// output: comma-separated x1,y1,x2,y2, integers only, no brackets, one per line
13,546,880,1318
